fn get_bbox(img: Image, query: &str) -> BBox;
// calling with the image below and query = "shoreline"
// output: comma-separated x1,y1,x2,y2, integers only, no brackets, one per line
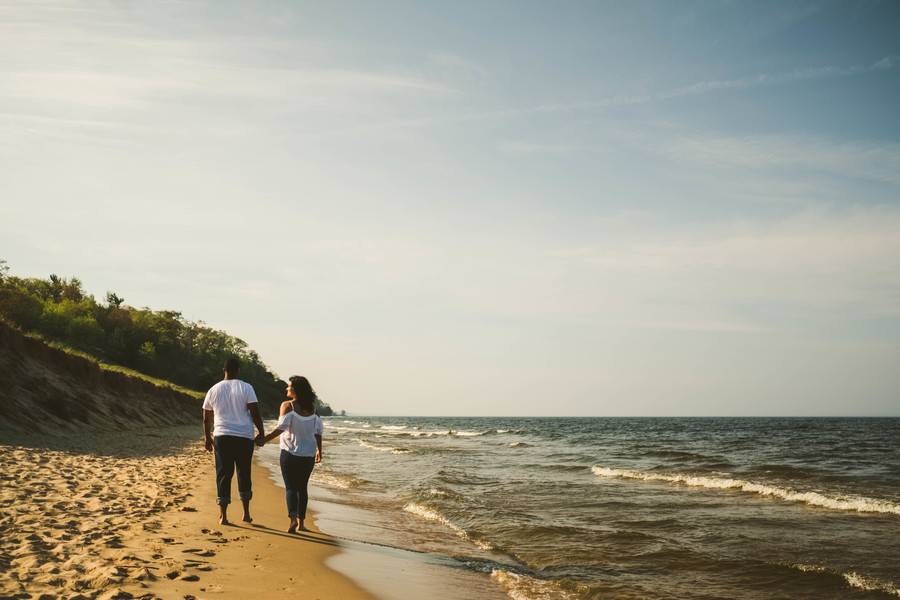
255,441,510,600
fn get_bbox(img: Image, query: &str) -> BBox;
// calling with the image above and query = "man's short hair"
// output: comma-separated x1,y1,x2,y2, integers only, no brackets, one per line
224,357,240,375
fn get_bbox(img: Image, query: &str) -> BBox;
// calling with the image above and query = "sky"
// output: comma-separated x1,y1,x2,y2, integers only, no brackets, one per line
2,1,899,416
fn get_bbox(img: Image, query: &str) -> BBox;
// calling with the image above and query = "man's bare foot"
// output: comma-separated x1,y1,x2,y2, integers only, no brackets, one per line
242,514,252,523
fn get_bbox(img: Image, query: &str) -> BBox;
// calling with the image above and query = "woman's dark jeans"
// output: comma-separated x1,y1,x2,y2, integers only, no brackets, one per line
213,435,254,506
280,450,315,519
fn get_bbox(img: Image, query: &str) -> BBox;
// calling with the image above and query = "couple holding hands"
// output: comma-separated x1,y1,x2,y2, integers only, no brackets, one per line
202,358,324,533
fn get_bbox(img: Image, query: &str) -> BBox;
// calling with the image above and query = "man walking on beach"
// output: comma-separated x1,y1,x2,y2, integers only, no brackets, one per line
203,357,265,525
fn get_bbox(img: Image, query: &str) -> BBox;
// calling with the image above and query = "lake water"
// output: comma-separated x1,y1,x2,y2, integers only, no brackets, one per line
261,417,900,599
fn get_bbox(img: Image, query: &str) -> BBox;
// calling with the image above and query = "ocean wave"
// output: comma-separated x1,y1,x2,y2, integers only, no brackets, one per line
785,563,900,596
789,563,828,573
591,466,900,516
357,439,412,454
402,502,492,550
310,471,364,490
328,425,379,434
490,569,580,600
331,425,487,438
509,442,531,448
843,572,900,597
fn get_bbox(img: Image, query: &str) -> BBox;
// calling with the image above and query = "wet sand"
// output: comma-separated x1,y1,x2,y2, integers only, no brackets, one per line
0,426,373,600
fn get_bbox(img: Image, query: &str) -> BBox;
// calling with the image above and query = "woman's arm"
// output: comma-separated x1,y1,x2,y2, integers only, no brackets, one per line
315,434,323,463
260,428,283,445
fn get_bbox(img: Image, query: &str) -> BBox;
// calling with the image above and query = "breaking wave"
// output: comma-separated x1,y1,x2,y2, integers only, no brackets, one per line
402,502,492,550
490,569,581,600
357,439,412,454
592,466,900,516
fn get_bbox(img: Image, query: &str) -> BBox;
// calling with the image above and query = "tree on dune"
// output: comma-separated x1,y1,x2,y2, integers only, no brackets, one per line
0,260,332,416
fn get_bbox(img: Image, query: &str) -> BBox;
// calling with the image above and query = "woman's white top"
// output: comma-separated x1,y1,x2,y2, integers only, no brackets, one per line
276,411,324,457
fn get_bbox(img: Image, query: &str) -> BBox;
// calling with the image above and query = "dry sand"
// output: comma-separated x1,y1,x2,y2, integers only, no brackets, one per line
0,426,374,600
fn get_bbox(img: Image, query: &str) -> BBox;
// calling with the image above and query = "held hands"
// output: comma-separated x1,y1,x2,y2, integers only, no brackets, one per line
255,433,266,447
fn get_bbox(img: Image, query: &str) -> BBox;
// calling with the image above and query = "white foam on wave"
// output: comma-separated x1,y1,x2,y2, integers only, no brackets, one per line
509,442,530,448
490,569,579,600
592,466,900,516
402,502,492,551
328,425,377,434
357,439,412,454
790,563,828,573
380,425,408,430
843,572,900,597
310,471,360,490
786,563,900,596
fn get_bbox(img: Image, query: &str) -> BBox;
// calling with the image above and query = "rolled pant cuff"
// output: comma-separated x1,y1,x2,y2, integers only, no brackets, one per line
217,498,230,506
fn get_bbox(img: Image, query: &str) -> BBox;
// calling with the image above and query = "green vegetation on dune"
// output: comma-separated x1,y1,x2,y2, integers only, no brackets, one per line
0,260,332,416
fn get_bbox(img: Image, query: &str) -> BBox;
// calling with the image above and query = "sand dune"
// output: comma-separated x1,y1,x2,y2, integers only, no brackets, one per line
0,321,201,435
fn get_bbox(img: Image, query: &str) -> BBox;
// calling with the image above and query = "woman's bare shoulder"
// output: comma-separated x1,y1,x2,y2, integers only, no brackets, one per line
278,400,292,415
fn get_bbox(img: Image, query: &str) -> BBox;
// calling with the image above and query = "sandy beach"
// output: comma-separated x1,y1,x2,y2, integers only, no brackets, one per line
0,426,374,600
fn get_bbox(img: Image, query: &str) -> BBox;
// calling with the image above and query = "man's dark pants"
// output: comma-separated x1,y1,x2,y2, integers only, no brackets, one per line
213,435,254,506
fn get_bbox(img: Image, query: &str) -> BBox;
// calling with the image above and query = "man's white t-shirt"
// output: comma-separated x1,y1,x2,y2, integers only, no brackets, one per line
202,379,258,439
276,411,324,457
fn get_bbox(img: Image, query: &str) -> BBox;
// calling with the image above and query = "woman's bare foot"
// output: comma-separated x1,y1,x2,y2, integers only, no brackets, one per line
298,519,307,531
287,517,298,533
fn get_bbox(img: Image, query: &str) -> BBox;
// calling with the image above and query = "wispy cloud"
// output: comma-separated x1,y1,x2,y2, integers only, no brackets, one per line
308,55,900,139
664,134,900,186
547,208,900,321
500,55,900,118
497,140,573,155
428,52,487,79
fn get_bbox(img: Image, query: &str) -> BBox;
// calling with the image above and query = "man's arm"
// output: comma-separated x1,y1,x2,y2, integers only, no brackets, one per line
203,409,215,452
248,403,265,441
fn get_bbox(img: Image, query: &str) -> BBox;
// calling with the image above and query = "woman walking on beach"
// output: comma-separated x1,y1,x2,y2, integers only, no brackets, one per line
259,376,324,533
